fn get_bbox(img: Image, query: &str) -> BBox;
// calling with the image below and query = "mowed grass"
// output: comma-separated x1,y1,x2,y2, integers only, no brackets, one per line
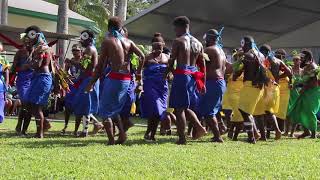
0,118,320,179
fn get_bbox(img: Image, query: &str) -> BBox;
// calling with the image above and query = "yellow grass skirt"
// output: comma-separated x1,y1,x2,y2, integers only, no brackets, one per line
238,81,264,115
276,78,290,119
222,77,244,122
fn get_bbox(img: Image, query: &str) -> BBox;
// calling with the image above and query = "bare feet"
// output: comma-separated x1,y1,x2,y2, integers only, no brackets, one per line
192,126,207,140
34,133,43,139
296,131,311,139
166,130,172,136
144,134,156,142
247,138,256,144
219,124,227,135
227,130,234,139
107,140,115,146
144,134,150,141
44,121,51,132
160,128,166,136
78,131,88,138
254,132,261,141
60,128,67,135
275,131,282,140
20,132,28,137
115,134,127,145
211,137,224,143
176,138,186,145
266,130,271,139
311,131,316,139
260,137,267,141
15,127,21,134
92,123,104,135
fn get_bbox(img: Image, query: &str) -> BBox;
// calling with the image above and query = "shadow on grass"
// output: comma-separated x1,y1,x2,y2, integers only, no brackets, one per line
2,130,178,148
0,131,19,138
5,138,178,148
8,139,107,148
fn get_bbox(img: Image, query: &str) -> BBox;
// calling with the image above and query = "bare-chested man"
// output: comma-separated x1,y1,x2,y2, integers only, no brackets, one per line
235,36,266,144
120,27,136,132
86,17,145,145
288,50,320,139
165,16,207,145
71,30,102,137
23,26,53,138
12,35,34,136
254,44,291,141
199,29,226,142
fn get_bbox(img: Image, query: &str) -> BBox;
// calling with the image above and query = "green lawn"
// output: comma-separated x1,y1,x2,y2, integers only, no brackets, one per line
0,118,320,179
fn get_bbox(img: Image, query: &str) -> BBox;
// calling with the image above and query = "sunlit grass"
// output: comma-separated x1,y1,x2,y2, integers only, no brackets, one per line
0,118,320,179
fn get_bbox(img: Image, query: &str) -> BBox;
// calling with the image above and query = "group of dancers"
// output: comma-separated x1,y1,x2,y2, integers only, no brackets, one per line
1,15,319,145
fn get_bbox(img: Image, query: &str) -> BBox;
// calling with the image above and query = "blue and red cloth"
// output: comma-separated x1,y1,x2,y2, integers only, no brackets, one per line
100,66,136,118
120,75,136,117
169,65,201,111
98,72,131,119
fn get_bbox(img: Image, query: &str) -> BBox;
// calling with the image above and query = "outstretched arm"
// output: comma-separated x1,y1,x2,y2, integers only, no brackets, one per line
130,42,145,81
91,46,99,71
165,40,179,79
279,61,293,80
225,61,233,75
199,47,206,83
4,68,9,88
12,51,19,73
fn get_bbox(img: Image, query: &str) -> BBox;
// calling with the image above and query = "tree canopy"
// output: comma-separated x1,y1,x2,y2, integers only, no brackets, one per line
47,0,158,48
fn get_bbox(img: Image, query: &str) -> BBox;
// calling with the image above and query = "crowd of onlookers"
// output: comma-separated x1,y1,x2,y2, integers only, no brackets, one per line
5,84,21,116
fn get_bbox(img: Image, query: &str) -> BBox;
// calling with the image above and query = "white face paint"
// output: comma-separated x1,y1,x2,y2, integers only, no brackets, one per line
80,32,89,41
202,34,207,40
240,39,245,48
27,30,37,39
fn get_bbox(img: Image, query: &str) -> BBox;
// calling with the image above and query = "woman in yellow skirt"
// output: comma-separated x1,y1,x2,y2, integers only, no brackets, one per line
223,74,244,140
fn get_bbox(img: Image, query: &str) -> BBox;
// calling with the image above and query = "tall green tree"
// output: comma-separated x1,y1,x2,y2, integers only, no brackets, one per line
47,0,109,47
127,0,159,18
73,0,109,45
47,0,158,48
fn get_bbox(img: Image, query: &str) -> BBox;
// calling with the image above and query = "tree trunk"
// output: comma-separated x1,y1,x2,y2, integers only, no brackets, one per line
1,0,8,25
56,0,69,67
69,0,76,11
109,0,115,16
117,0,127,21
